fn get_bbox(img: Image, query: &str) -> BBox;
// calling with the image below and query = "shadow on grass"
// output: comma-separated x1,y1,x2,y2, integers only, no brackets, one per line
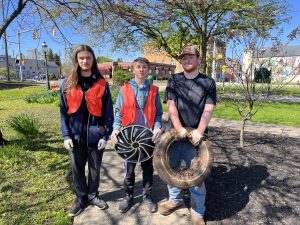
9,133,67,155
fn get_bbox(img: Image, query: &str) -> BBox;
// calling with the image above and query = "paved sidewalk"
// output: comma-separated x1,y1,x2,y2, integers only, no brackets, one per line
73,145,192,225
73,119,299,225
209,118,300,138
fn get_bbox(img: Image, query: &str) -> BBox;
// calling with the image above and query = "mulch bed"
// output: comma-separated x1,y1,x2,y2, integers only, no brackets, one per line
204,127,300,225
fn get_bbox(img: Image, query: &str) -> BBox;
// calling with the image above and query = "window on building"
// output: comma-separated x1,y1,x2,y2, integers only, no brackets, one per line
170,59,175,65
162,59,166,64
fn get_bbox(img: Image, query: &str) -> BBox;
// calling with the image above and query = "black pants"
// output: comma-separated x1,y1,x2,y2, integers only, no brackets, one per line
68,142,104,204
123,158,154,197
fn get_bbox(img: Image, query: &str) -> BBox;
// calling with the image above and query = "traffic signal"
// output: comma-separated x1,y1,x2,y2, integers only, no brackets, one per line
33,31,38,39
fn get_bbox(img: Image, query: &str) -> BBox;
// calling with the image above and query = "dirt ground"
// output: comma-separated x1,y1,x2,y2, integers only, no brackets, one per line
203,127,300,225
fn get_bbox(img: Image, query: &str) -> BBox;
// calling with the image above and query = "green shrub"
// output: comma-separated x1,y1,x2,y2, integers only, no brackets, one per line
109,85,121,104
49,73,57,80
112,66,133,85
24,89,60,104
7,113,41,138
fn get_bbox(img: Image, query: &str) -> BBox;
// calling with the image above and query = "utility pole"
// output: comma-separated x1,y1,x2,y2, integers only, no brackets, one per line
2,0,10,81
34,48,39,79
212,36,216,81
17,28,40,81
17,31,23,81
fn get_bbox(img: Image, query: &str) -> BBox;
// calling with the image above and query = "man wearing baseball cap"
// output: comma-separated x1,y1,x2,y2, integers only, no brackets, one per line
158,46,217,225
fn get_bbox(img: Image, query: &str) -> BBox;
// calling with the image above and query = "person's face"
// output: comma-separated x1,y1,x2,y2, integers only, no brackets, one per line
133,62,149,80
77,51,93,72
180,54,200,73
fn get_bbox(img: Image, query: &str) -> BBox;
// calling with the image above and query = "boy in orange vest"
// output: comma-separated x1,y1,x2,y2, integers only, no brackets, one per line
111,57,163,213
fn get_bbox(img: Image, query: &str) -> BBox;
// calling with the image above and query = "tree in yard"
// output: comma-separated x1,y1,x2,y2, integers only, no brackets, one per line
85,0,290,72
97,56,114,63
221,30,300,148
53,53,61,77
47,49,54,62
0,67,16,78
112,65,133,85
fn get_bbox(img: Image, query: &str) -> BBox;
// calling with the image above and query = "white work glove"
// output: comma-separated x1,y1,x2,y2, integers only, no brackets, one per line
152,127,162,143
98,139,107,150
189,129,204,146
63,139,73,151
110,130,120,145
177,127,188,139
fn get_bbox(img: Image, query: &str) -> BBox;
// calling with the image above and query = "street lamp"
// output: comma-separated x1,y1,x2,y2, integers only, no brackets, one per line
42,41,50,91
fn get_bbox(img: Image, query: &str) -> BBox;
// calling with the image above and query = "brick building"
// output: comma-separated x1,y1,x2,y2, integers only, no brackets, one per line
98,61,175,80
143,40,226,78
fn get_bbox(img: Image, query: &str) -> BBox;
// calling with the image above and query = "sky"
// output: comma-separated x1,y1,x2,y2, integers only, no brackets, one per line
1,0,300,63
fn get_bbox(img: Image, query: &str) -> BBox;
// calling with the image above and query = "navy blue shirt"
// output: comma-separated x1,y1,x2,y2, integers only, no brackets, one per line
164,72,217,129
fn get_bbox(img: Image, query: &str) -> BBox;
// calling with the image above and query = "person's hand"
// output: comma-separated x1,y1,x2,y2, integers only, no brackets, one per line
63,139,73,151
110,130,120,145
152,127,162,143
189,129,203,146
177,127,188,139
98,139,107,150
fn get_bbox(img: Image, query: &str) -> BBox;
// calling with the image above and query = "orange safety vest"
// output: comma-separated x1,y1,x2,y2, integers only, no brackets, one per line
121,83,158,128
66,79,107,116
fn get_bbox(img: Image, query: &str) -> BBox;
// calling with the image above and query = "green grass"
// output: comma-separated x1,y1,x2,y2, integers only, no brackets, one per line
213,100,300,126
216,84,300,96
0,85,45,101
0,86,73,225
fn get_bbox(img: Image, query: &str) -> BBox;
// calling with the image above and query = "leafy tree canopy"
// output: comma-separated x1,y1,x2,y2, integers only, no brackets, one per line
86,0,290,71
97,56,114,63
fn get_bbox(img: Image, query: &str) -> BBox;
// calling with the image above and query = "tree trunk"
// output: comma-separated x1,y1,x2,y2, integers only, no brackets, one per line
200,12,208,73
240,119,246,148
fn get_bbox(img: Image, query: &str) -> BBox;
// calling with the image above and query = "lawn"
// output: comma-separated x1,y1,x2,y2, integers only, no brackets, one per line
213,100,300,126
216,84,300,96
0,86,74,225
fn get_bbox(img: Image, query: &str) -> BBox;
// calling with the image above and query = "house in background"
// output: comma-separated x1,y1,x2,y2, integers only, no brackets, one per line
0,54,59,80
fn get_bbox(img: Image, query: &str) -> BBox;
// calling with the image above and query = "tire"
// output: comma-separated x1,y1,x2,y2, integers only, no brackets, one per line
153,128,214,189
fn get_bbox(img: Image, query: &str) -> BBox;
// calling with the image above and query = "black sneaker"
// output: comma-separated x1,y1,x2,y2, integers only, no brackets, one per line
89,196,108,210
69,198,85,217
118,195,133,213
143,195,157,213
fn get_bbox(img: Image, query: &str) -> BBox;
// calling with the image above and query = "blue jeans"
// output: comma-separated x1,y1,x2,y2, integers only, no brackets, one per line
167,141,206,218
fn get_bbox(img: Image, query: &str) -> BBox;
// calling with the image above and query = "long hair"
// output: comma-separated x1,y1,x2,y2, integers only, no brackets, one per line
65,45,103,94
